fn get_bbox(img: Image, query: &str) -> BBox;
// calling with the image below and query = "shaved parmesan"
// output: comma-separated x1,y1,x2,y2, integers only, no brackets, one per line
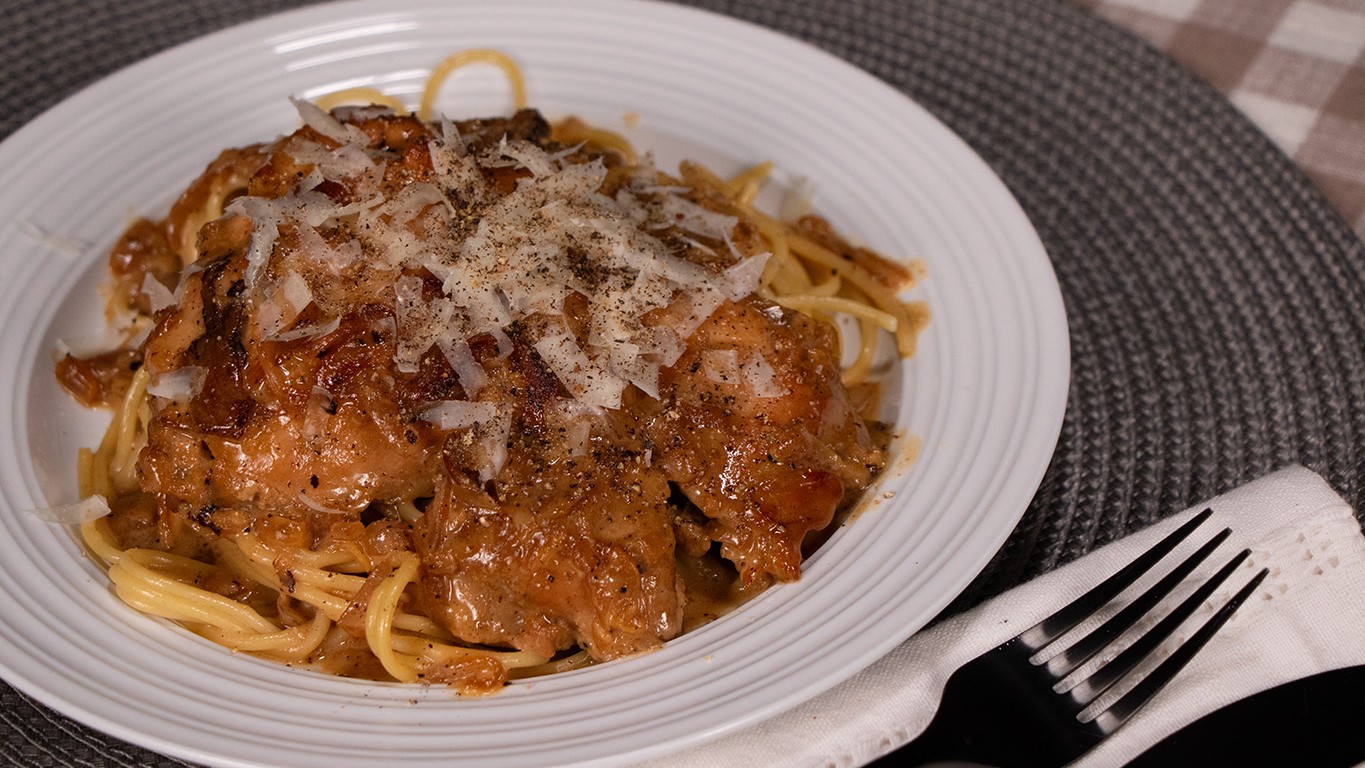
140,273,175,314
474,415,512,483
223,106,770,413
269,315,341,343
490,327,514,359
439,339,487,397
225,196,285,289
548,399,605,457
254,270,313,337
743,351,789,398
280,271,312,311
494,138,558,177
386,182,451,225
295,224,360,272
147,366,207,401
721,253,770,301
666,287,729,342
286,140,379,183
419,399,499,430
651,193,739,241
534,331,627,410
291,97,368,147
169,261,204,305
702,349,740,384
28,495,111,525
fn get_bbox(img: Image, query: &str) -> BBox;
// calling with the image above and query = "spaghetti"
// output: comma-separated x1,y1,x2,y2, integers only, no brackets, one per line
54,52,927,693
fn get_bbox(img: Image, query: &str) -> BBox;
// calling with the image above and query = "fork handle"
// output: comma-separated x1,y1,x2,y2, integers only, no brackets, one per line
871,649,1080,768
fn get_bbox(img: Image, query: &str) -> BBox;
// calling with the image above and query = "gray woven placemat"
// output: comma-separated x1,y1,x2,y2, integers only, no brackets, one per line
4,0,1365,765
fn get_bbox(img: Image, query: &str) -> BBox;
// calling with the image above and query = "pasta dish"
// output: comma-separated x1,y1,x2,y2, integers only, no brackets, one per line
51,52,927,693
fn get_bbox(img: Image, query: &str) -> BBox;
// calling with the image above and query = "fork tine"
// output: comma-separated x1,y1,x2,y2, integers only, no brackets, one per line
1017,508,1214,651
1091,564,1269,734
1068,547,1260,707
1042,527,1231,678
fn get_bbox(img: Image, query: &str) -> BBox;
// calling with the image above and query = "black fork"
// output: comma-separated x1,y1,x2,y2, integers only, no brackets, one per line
874,508,1268,767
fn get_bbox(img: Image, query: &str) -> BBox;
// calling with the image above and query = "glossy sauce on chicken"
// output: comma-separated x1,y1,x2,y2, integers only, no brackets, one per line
57,104,896,690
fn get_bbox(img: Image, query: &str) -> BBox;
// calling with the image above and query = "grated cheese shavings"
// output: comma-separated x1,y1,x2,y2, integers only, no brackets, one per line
28,495,112,525
419,399,499,430
140,273,175,314
291,97,369,147
147,366,207,401
224,103,773,411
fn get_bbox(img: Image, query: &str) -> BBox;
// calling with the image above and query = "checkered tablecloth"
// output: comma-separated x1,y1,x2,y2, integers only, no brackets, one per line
1079,0,1365,240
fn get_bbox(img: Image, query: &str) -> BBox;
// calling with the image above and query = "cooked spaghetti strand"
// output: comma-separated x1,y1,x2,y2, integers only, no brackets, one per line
419,49,527,120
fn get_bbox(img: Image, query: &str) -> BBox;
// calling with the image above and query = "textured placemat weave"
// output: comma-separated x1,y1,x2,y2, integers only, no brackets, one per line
4,0,1365,765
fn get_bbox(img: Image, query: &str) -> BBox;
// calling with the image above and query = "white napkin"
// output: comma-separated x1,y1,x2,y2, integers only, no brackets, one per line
641,464,1365,767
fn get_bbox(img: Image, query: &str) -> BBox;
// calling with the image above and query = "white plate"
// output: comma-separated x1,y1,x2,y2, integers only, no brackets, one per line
0,1,1068,766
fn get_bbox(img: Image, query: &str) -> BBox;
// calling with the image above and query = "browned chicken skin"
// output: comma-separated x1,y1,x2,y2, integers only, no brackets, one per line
655,300,884,588
58,105,893,687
